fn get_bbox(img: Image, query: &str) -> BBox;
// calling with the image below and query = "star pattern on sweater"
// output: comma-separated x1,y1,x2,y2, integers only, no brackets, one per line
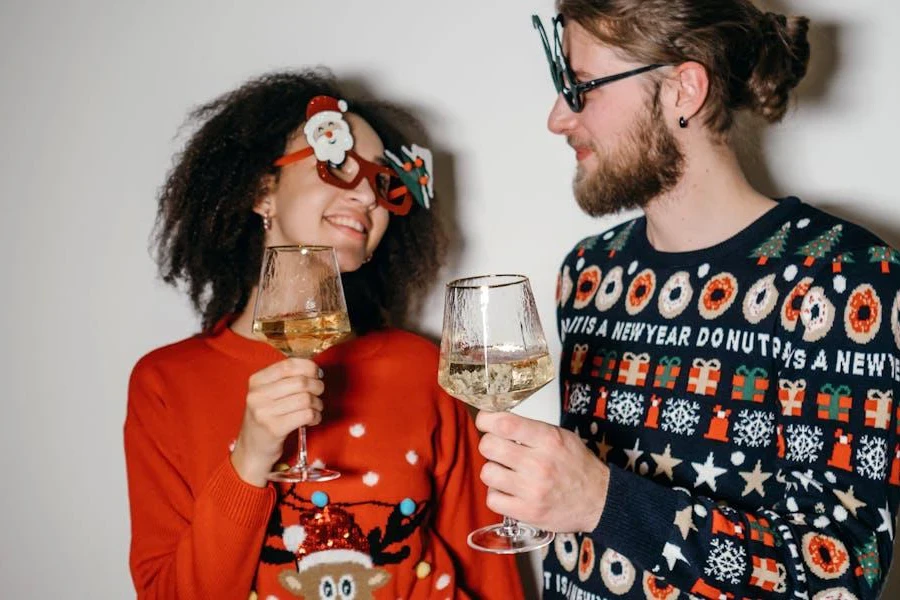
739,460,772,497
674,505,697,539
623,438,644,472
651,443,683,481
596,434,612,462
878,503,894,540
662,541,690,570
691,452,728,492
833,485,867,517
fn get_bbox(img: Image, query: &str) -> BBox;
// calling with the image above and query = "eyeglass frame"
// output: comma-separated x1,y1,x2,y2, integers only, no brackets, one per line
274,147,414,216
532,14,666,113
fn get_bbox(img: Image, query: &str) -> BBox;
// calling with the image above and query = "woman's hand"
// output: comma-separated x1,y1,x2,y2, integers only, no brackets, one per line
230,358,324,487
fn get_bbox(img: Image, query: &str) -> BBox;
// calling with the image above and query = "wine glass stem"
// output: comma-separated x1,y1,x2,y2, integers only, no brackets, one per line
297,426,309,471
500,515,521,538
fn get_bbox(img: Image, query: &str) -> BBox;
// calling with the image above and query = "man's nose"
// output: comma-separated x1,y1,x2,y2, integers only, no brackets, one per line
547,95,577,135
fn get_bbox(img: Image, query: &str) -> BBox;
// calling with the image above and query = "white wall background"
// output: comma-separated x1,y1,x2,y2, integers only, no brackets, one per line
1,0,898,597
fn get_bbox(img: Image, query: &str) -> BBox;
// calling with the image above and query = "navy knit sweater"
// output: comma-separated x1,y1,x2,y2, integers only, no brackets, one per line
543,198,900,599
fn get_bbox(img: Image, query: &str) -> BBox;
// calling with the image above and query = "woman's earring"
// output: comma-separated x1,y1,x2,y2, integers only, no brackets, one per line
262,213,272,231
678,116,688,129
364,254,372,264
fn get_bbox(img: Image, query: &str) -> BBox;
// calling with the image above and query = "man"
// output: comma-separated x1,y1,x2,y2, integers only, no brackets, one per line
476,1,900,598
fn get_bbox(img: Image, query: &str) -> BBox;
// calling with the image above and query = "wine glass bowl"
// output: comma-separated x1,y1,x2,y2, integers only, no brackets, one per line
437,274,555,553
252,245,351,483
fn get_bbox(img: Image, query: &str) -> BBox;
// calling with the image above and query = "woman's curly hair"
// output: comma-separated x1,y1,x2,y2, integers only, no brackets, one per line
154,69,447,334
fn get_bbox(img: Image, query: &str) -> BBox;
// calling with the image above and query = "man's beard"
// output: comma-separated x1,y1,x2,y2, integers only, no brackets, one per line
572,89,685,217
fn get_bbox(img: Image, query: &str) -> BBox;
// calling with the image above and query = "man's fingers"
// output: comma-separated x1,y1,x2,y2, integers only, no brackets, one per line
479,432,528,468
479,459,519,495
484,488,521,520
476,410,549,448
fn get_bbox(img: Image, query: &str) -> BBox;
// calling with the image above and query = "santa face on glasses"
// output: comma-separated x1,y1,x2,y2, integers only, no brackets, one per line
303,96,355,167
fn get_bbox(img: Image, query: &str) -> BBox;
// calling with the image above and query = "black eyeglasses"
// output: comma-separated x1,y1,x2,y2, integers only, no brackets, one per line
532,14,665,113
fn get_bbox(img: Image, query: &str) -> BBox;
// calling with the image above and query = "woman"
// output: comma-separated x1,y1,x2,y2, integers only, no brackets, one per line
125,69,524,599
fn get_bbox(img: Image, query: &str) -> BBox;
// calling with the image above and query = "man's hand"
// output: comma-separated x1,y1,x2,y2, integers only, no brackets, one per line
475,410,610,533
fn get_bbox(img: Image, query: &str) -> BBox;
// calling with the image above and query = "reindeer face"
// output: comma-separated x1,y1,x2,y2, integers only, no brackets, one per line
279,562,390,599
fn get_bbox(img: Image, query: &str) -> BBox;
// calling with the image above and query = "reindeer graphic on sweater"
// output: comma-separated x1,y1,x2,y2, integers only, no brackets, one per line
259,495,430,599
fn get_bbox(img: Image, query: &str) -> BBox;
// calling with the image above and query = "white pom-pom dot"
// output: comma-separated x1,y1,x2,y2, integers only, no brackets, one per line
282,525,306,552
436,574,451,590
833,506,848,522
784,265,798,282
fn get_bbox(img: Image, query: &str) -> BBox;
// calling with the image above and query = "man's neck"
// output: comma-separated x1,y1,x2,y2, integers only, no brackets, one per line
641,142,776,253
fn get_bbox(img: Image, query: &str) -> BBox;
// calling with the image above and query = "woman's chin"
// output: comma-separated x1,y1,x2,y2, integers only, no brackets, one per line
335,251,366,274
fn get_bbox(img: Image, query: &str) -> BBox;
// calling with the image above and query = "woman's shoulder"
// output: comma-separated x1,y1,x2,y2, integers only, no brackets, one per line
130,333,214,383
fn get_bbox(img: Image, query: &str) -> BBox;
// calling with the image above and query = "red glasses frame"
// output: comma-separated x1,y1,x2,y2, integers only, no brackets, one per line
274,147,413,216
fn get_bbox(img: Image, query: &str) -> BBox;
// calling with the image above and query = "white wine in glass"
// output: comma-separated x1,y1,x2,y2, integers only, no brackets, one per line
438,346,554,412
438,274,555,553
252,245,351,483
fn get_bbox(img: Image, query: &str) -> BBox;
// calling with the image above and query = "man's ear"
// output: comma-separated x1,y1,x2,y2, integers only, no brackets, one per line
253,174,277,218
666,61,710,124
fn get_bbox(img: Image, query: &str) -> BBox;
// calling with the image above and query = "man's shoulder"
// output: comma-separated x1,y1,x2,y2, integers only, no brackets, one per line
792,201,893,254
560,216,643,269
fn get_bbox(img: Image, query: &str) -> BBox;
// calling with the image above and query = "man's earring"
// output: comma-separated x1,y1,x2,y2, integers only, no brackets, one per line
678,116,688,129
262,213,272,231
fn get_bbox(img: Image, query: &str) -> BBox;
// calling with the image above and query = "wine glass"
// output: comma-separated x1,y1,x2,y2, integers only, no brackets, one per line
251,245,351,483
437,274,555,553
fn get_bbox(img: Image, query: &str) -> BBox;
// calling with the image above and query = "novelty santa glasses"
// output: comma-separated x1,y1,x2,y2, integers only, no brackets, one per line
274,95,434,217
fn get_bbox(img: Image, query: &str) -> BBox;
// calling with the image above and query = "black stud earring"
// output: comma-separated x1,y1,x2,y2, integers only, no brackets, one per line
678,116,688,129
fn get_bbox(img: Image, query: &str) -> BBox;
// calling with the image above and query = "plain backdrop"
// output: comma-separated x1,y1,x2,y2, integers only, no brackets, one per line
1,0,898,597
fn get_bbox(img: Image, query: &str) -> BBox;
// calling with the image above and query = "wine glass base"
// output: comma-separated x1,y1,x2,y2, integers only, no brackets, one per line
467,522,554,554
267,467,341,483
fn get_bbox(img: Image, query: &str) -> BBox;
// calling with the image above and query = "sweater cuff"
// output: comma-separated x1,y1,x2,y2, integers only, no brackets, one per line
204,458,276,529
594,463,679,569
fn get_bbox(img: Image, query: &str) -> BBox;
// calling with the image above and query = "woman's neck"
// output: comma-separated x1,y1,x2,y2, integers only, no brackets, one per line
229,287,258,339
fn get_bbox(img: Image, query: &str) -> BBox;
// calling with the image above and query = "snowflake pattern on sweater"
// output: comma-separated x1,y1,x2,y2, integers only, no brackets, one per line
543,198,900,599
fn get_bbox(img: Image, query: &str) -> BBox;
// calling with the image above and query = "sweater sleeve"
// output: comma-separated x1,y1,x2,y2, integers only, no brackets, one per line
590,261,900,599
124,357,276,600
430,388,526,600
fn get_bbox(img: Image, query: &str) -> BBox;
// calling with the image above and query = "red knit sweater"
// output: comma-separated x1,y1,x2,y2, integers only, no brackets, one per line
125,325,524,599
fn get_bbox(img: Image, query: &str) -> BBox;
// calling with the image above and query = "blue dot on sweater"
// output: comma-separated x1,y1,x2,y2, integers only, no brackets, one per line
311,491,329,508
400,498,416,516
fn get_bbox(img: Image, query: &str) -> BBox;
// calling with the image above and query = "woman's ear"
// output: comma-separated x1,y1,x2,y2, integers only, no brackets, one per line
253,174,277,218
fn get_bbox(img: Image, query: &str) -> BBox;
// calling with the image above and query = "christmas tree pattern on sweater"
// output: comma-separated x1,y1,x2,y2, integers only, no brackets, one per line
545,198,900,599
